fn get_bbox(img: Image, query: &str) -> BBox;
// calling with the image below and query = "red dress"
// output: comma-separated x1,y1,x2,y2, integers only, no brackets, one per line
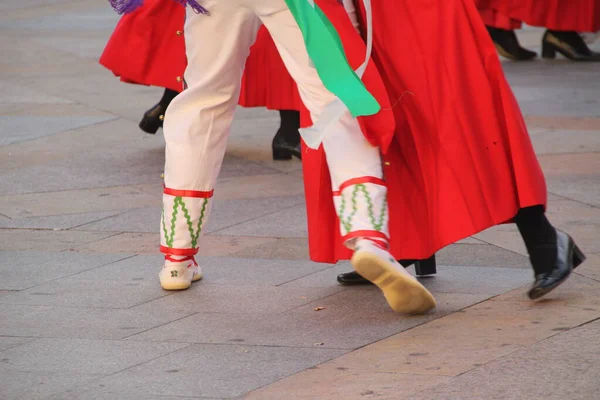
476,0,600,32
302,0,548,263
100,0,305,111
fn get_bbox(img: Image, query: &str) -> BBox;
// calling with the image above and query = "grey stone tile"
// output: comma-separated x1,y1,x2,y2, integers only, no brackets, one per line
530,129,600,155
0,9,118,32
0,304,196,340
48,390,218,400
84,344,345,399
279,262,352,288
129,290,489,350
218,154,279,179
541,152,600,207
192,256,331,286
0,338,188,375
0,370,103,400
0,255,170,309
0,211,119,230
0,80,74,105
133,283,343,315
0,121,167,196
70,254,331,287
0,115,116,146
417,266,531,295
214,205,308,237
435,243,529,269
407,323,600,400
0,337,36,352
0,251,129,290
33,36,111,59
548,174,600,208
0,277,169,309
283,264,532,296
74,207,162,233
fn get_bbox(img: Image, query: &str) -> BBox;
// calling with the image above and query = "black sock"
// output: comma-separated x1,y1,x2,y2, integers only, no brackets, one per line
514,205,557,275
159,89,180,108
277,110,301,145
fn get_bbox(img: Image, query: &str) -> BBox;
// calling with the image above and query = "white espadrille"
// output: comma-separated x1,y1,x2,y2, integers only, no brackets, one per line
351,239,436,314
159,260,202,291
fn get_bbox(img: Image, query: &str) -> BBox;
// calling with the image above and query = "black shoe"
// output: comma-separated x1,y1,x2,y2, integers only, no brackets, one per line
139,103,167,134
542,30,600,61
336,255,437,285
272,129,302,160
486,26,537,61
528,230,586,300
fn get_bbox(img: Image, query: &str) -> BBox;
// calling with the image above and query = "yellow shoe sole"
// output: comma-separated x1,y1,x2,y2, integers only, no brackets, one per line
160,280,193,291
352,251,436,314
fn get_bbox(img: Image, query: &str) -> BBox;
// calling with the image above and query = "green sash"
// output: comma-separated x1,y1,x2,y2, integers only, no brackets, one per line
283,0,380,117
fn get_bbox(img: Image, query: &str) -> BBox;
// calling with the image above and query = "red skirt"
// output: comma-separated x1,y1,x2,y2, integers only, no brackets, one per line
99,0,187,92
303,0,547,263
478,8,522,30
100,0,306,112
476,0,600,32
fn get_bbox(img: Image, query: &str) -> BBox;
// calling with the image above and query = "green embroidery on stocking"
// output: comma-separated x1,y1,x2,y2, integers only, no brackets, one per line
161,209,170,246
163,196,210,249
179,197,196,246
195,198,208,245
166,197,180,248
378,197,388,231
179,197,208,248
360,184,387,232
338,185,361,234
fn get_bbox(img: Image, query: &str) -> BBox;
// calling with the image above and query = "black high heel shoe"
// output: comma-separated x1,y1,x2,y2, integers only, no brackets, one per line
542,30,600,61
272,110,302,160
486,26,537,61
337,255,437,285
139,103,167,134
528,230,586,300
272,129,302,160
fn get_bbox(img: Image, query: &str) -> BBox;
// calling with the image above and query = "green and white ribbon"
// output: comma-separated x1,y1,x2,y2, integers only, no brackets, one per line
284,0,378,149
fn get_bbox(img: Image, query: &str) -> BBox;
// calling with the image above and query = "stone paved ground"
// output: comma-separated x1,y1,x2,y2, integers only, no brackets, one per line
0,1,599,399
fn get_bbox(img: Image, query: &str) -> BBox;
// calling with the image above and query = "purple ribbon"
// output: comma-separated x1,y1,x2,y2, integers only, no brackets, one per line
108,0,209,15
108,0,143,14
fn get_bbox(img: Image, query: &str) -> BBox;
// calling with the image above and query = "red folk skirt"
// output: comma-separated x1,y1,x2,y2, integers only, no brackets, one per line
475,0,600,31
302,0,548,263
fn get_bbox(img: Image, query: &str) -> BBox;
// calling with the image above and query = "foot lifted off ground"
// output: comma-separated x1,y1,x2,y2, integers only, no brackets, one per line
352,250,436,314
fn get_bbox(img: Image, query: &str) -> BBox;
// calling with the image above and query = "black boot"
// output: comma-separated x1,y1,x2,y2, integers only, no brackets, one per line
486,26,537,61
542,30,600,61
139,88,180,134
528,230,586,300
514,206,586,300
337,255,437,286
272,110,302,160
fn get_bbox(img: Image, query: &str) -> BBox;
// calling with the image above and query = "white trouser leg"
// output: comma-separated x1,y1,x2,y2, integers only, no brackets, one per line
161,1,260,256
256,3,389,246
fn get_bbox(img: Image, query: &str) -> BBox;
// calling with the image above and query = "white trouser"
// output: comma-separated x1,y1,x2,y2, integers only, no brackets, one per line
160,0,388,257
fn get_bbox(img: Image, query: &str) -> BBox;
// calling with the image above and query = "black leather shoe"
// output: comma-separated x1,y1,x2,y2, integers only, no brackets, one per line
337,255,437,285
486,26,537,61
139,103,167,134
272,129,302,160
542,30,600,61
528,230,586,300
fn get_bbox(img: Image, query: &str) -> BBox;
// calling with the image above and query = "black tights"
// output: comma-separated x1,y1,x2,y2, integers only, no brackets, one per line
159,88,180,108
277,110,301,145
514,205,557,275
